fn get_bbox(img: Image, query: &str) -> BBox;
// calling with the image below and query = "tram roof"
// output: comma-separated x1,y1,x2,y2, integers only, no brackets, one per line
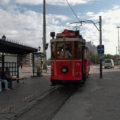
50,38,83,43
0,39,38,54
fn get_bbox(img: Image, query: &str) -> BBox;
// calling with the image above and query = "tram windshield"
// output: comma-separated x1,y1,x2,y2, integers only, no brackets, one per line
51,41,82,59
57,42,64,58
56,42,72,59
65,43,72,58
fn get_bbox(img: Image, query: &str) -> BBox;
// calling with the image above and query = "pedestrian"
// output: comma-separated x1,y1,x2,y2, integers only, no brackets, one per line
4,67,13,89
65,47,72,58
0,67,9,92
19,61,24,69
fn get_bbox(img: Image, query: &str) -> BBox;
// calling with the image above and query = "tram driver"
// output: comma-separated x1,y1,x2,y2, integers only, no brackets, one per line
65,47,72,58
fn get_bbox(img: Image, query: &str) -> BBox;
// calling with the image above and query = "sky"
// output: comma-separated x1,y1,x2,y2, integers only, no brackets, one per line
0,0,120,58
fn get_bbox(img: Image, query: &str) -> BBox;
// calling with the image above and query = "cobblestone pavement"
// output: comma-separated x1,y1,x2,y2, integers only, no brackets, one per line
1,65,120,120
90,65,120,74
52,65,120,120
0,75,52,120
19,66,51,78
19,66,33,78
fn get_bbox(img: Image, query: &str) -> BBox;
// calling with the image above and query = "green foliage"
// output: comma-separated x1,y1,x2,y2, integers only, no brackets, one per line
90,52,99,64
103,54,119,61
90,53,119,64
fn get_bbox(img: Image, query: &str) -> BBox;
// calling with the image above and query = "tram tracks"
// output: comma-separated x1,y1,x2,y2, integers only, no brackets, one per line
12,85,79,120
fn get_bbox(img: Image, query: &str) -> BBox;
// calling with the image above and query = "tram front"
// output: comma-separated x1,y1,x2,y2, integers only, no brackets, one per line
50,29,84,85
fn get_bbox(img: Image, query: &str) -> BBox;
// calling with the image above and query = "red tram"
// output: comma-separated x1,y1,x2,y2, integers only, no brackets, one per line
50,29,90,85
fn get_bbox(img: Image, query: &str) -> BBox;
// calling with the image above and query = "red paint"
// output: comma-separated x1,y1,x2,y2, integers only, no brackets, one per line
50,29,90,84
51,60,83,81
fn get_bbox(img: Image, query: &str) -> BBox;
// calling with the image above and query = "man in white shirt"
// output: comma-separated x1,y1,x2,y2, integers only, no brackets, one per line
65,48,72,58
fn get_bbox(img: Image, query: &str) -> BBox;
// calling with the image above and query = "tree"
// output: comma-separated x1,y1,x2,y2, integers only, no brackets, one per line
90,52,99,64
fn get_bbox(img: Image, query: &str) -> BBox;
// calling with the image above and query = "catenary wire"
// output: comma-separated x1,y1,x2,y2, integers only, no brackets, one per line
65,0,80,22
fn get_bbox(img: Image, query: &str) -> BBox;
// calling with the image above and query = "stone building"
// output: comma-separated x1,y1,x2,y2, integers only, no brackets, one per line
86,41,97,54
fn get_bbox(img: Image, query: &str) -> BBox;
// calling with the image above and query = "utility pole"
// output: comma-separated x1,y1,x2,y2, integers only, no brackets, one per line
71,16,103,79
99,16,102,79
117,26,120,55
116,46,117,55
43,0,47,69
2,35,6,73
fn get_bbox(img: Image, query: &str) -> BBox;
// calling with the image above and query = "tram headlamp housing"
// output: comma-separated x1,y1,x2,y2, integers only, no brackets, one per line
61,66,68,73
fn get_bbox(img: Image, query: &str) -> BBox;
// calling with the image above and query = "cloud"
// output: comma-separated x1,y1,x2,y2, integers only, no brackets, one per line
0,7,70,58
83,5,120,55
16,0,90,6
0,0,10,4
1,1,119,57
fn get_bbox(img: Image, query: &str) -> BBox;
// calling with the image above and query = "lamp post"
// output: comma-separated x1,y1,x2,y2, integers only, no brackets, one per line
1,35,6,72
38,46,41,52
116,46,117,55
43,0,47,70
99,16,102,79
117,26,120,56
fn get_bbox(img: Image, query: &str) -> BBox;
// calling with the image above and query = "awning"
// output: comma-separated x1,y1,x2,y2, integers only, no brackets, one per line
0,39,37,54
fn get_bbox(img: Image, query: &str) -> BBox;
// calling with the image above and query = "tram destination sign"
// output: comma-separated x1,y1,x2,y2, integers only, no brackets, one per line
97,45,104,55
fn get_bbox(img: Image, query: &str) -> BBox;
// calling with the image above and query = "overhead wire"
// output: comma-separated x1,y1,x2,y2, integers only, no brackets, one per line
65,0,80,22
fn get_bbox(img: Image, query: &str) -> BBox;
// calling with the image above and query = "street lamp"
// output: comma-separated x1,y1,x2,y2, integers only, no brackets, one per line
38,46,41,52
2,35,6,41
1,35,6,72
116,46,117,55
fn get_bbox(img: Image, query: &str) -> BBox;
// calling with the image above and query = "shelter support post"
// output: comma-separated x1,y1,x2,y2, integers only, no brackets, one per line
32,53,35,77
17,54,19,83
2,53,4,72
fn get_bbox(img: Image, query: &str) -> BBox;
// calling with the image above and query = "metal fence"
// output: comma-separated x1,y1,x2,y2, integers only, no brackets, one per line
0,62,17,76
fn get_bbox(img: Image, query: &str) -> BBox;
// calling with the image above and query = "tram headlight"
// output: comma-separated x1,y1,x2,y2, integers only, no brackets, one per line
61,66,68,73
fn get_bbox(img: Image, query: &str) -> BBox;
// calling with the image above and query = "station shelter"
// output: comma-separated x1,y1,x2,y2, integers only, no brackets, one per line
0,36,38,80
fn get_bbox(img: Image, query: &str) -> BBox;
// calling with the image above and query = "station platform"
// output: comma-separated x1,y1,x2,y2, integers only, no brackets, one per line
0,74,51,120
52,66,120,120
1,66,120,120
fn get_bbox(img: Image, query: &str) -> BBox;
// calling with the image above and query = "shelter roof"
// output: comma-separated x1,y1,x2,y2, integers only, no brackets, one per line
0,39,37,54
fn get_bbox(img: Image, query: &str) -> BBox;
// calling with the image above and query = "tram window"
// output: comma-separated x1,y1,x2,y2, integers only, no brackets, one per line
65,43,72,59
51,43,55,59
56,43,64,58
74,42,82,59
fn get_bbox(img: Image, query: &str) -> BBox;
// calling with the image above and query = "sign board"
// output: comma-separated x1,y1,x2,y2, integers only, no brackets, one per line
97,45,104,55
33,52,45,76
